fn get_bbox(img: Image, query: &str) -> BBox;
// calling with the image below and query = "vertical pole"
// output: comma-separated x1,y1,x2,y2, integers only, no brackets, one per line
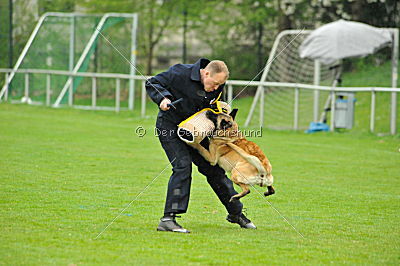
313,60,320,122
259,86,265,128
141,80,146,118
227,84,233,104
54,14,112,107
294,87,299,130
129,14,138,111
330,90,335,132
68,76,73,106
244,31,289,127
115,78,120,113
69,16,75,72
24,73,29,100
256,23,263,73
370,90,376,133
1,13,49,100
182,3,188,63
245,88,262,126
68,16,75,108
128,78,135,110
8,0,13,68
390,92,397,135
4,73,9,101
390,28,398,135
46,74,51,106
94,17,99,73
222,83,227,101
92,77,97,109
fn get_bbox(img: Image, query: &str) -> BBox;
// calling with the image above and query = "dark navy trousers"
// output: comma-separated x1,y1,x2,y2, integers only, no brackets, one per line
156,116,243,216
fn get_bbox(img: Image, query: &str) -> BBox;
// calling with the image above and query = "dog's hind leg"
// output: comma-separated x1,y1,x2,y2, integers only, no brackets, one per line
229,183,250,202
264,185,275,197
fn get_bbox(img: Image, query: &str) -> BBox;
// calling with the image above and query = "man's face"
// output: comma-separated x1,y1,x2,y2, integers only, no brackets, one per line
201,70,227,92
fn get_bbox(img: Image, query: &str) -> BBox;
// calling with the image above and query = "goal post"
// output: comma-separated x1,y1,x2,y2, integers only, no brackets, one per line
244,28,399,134
244,29,335,129
390,28,399,135
53,13,138,108
0,12,138,110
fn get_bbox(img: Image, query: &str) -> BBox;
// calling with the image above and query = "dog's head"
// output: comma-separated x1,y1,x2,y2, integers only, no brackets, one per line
206,109,239,138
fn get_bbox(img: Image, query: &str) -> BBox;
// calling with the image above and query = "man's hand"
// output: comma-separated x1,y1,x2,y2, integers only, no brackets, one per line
159,98,171,111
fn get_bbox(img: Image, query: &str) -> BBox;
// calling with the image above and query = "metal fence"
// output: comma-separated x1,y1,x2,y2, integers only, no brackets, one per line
0,68,399,134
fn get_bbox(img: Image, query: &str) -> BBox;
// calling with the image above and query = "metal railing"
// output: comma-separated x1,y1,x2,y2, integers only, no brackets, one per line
0,68,149,116
0,12,138,110
0,68,399,134
227,79,399,134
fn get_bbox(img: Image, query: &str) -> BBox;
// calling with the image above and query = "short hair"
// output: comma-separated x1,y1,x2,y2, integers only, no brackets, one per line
205,60,229,79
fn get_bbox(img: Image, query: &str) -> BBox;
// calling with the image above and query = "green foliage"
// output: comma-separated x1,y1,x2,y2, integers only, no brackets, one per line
38,0,75,13
0,0,10,70
2,0,398,79
80,0,178,74
0,0,11,69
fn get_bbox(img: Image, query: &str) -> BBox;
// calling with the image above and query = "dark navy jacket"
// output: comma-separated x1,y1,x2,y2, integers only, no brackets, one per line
145,58,224,126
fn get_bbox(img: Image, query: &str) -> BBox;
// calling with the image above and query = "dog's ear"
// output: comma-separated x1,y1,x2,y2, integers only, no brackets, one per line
229,109,238,120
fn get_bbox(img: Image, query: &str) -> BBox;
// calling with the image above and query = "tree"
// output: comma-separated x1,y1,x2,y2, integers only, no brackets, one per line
80,0,177,75
185,0,278,80
0,0,12,68
38,0,75,13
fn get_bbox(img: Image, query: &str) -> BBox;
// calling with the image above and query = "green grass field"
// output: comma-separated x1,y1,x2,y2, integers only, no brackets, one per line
1,102,399,265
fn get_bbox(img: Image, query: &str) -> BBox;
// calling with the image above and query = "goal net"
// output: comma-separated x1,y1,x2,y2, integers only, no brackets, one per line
3,13,137,107
244,29,398,134
245,30,335,130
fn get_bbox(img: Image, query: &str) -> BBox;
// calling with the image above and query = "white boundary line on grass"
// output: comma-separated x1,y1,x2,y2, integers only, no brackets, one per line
94,158,176,239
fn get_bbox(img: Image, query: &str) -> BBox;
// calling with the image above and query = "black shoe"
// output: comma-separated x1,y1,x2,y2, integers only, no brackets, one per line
157,215,190,233
226,213,257,229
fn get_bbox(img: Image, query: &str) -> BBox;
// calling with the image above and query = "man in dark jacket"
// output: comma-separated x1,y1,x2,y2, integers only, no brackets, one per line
146,58,256,233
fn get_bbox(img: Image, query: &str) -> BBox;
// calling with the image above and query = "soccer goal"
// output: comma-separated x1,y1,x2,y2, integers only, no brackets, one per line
244,28,399,134
0,12,138,110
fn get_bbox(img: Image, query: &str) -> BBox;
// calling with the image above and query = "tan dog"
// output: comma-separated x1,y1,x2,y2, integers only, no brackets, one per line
190,109,275,202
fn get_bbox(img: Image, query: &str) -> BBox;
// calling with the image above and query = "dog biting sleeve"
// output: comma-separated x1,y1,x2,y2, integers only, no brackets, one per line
177,101,231,144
